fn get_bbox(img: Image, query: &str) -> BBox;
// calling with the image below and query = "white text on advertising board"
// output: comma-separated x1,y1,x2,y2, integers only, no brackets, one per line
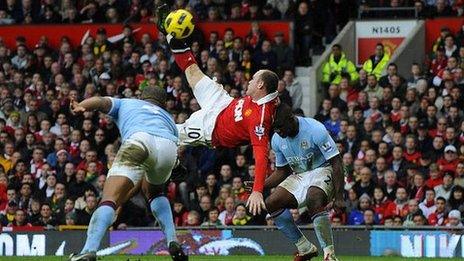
401,234,464,258
0,234,45,256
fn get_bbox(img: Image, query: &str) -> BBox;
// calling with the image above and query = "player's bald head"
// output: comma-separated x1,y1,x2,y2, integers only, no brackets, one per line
257,69,278,94
141,86,167,108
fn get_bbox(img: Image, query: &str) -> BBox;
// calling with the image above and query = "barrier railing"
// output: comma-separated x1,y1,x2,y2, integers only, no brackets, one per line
358,7,418,19
1,227,463,257
47,224,464,231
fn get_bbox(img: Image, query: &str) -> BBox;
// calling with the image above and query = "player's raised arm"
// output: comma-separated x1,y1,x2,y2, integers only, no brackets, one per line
157,3,206,88
71,96,112,114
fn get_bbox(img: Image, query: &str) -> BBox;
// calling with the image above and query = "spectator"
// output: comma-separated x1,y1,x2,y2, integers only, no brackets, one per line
348,194,372,225
295,1,313,65
218,164,233,187
232,204,251,226
282,69,302,111
385,187,410,219
432,171,453,200
324,107,341,137
345,189,358,215
11,44,28,70
76,194,97,225
184,210,200,226
362,209,377,226
252,40,277,72
418,188,437,219
198,195,212,222
205,174,219,200
437,145,460,172
33,203,57,227
173,201,188,227
271,32,294,74
410,173,428,202
455,162,464,187
218,196,235,226
7,208,32,228
431,0,457,17
372,186,390,221
322,44,358,86
412,213,428,226
28,198,41,225
383,170,400,201
427,197,447,226
0,201,18,226
446,210,463,227
201,207,222,227
364,74,383,101
328,84,347,112
448,185,464,212
362,43,390,79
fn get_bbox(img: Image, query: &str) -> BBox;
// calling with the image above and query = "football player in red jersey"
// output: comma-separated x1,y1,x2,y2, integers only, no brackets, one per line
158,4,279,216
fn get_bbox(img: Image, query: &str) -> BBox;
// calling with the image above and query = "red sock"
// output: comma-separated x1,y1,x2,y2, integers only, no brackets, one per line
173,51,197,71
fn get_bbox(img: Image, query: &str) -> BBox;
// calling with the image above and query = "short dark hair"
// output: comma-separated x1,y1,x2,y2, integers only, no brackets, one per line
273,103,293,129
260,70,278,94
141,86,167,108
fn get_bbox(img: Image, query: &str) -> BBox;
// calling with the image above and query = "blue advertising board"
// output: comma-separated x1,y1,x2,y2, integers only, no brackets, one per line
370,230,464,258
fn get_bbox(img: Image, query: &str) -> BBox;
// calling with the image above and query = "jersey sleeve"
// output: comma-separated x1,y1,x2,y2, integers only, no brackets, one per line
313,120,340,160
271,134,288,167
249,105,273,193
107,97,121,118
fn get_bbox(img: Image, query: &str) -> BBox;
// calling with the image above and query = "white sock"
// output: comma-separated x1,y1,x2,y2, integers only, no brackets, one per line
324,245,338,260
295,236,315,255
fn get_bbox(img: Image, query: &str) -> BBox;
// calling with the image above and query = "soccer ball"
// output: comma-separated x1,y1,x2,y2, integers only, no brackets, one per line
164,9,195,39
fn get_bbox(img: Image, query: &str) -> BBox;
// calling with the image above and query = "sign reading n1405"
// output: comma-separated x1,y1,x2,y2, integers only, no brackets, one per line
372,26,400,34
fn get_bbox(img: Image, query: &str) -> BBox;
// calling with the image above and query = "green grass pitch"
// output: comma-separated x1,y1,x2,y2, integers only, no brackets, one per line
0,256,462,261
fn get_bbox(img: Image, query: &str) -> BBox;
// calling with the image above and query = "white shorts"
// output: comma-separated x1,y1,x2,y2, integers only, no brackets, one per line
107,132,177,185
279,166,334,208
177,76,233,146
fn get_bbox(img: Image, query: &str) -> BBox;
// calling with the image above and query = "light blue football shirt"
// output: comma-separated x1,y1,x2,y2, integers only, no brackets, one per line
107,98,178,143
271,117,339,174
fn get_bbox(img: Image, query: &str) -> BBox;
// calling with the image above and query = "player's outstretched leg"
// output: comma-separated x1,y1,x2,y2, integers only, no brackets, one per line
142,179,188,261
306,187,338,261
69,176,133,261
266,187,318,260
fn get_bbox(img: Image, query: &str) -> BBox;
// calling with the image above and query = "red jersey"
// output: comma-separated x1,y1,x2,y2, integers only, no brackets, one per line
212,94,277,192
384,201,409,218
403,151,422,164
437,158,459,173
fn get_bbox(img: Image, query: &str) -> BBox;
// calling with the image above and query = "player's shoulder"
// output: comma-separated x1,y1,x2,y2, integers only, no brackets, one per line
299,117,325,129
271,133,283,148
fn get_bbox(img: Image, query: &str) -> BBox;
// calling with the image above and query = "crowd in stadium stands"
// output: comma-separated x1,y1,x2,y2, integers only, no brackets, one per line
320,23,464,227
0,0,462,230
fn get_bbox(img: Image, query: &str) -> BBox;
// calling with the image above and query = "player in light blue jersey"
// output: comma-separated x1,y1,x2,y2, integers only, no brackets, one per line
68,86,187,261
256,104,344,261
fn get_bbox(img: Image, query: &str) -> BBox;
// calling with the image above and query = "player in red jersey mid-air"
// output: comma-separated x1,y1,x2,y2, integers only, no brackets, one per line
158,4,279,216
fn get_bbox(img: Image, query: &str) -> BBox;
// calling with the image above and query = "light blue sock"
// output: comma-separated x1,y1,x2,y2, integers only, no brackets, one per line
274,209,303,243
150,196,177,244
313,211,334,251
81,205,115,253
274,209,312,254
